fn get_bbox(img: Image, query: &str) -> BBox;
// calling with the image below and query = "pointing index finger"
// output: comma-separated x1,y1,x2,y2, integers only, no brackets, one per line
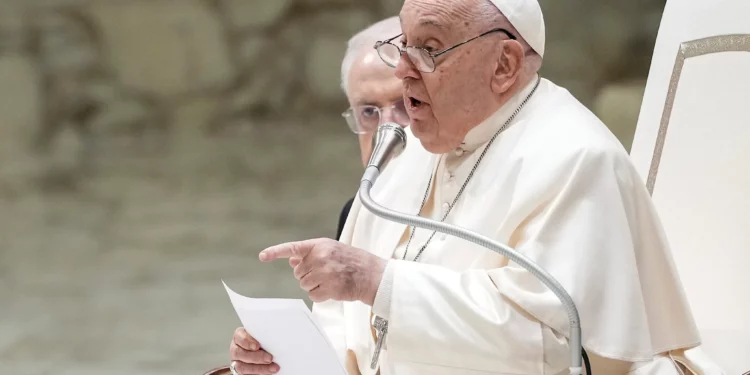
259,239,322,262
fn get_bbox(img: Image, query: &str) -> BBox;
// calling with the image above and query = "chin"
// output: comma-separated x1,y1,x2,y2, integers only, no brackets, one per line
411,119,459,154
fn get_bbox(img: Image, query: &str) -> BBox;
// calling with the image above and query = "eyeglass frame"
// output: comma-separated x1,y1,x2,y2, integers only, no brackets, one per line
341,101,409,135
374,28,517,73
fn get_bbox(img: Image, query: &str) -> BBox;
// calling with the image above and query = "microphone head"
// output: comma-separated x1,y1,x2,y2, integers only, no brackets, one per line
367,123,407,172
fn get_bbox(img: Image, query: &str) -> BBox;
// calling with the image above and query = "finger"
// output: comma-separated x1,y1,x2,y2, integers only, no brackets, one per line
289,257,302,268
230,345,273,364
308,285,329,303
293,259,314,280
259,239,323,262
299,270,323,292
233,361,280,375
233,327,260,351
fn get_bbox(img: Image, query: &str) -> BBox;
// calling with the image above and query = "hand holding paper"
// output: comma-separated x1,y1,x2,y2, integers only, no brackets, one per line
230,327,279,374
223,281,347,375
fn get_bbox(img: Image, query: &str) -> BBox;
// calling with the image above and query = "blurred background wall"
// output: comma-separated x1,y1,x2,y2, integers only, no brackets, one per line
0,0,665,374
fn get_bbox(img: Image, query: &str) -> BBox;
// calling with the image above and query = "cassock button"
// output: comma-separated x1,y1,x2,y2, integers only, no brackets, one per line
444,171,454,182
454,148,465,156
442,202,450,213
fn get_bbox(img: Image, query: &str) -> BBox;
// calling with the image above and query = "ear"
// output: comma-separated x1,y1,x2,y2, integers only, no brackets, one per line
490,41,525,94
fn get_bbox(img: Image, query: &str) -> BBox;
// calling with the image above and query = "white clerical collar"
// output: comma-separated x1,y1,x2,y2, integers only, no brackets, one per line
456,74,539,153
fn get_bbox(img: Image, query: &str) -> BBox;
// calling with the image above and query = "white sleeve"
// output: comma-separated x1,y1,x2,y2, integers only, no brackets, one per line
382,259,563,374
371,260,396,319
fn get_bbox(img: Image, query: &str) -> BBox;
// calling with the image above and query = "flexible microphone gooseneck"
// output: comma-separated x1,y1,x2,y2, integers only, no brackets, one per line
358,123,586,375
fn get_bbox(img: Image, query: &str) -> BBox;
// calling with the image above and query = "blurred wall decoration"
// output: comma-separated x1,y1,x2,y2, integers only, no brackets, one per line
0,0,666,374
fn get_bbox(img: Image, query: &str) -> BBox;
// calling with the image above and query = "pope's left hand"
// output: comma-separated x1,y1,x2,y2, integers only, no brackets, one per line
259,238,387,305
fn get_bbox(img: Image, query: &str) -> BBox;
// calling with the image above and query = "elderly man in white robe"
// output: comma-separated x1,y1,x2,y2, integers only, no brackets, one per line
229,0,725,374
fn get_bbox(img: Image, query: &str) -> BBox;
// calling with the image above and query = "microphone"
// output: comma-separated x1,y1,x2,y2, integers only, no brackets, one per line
361,122,407,186
358,123,585,375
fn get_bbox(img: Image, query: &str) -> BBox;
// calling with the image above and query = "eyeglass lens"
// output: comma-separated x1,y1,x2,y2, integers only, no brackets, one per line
353,100,409,133
377,43,434,73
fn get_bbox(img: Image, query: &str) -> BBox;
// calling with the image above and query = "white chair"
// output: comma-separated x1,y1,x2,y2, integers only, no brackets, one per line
629,0,750,374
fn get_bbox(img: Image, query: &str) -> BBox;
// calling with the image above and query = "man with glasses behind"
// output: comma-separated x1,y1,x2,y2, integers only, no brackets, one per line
336,16,409,240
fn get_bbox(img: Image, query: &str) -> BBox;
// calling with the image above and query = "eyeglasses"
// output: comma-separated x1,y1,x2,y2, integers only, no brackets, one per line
341,100,410,135
374,28,516,73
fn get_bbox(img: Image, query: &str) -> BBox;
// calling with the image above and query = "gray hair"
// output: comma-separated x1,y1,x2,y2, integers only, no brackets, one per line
340,16,402,96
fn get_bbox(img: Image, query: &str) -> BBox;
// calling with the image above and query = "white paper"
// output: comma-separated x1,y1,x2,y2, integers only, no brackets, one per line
223,281,347,375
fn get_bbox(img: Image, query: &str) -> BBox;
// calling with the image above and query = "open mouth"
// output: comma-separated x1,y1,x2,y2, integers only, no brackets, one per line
408,97,423,108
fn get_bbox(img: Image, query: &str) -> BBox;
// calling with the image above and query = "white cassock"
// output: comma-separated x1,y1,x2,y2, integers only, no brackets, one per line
312,76,724,375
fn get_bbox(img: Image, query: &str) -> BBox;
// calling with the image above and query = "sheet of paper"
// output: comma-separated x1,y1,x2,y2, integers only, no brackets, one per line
223,281,347,375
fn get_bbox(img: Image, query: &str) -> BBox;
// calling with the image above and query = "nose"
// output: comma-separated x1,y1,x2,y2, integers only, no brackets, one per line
394,51,419,80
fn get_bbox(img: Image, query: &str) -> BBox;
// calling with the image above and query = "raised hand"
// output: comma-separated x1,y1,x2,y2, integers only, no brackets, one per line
259,238,386,305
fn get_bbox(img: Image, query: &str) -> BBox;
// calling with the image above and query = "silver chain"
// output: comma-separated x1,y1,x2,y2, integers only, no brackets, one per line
402,76,541,262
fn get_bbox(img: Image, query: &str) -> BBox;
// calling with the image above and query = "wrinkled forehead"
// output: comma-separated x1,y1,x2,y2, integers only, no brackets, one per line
400,0,476,36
